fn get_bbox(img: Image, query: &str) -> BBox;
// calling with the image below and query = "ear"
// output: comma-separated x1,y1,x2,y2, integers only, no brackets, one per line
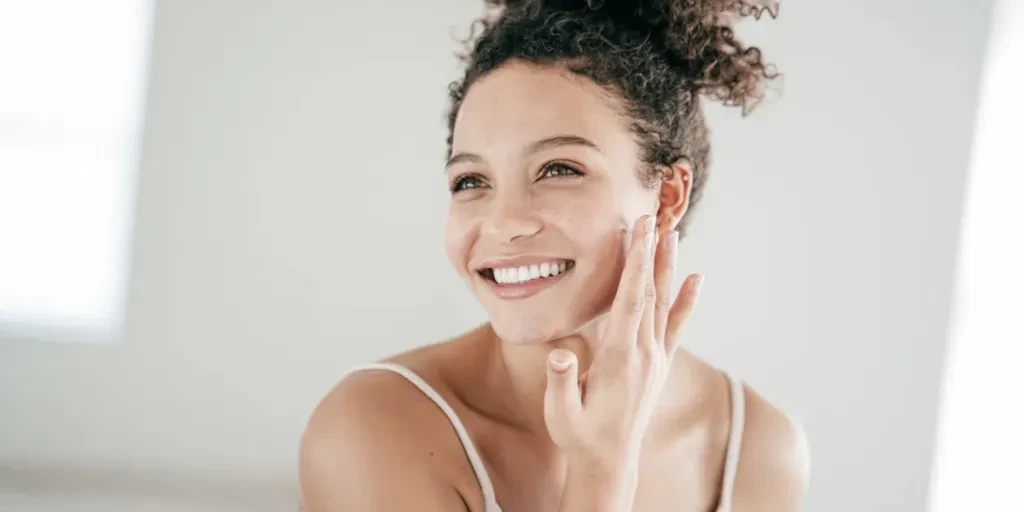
656,158,692,236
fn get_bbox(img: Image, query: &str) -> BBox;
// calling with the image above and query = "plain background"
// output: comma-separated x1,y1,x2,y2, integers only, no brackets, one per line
0,0,996,510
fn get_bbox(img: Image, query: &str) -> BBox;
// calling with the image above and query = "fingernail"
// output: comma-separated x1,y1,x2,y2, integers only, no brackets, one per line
550,358,571,372
695,274,706,293
666,231,679,256
664,230,679,247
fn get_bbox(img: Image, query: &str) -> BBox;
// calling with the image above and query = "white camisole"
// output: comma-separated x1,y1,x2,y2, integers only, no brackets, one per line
344,363,746,512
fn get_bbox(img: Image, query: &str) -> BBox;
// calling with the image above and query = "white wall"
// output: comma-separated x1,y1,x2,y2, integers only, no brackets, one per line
0,0,994,510
929,0,1024,509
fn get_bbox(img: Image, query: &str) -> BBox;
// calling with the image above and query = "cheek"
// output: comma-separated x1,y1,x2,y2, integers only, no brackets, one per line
542,183,630,247
443,207,473,272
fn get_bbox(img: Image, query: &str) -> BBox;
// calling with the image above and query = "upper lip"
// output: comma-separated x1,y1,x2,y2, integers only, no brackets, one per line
474,255,574,271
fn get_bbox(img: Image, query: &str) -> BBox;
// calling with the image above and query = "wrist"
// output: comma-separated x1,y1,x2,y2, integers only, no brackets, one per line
566,444,641,480
563,459,639,510
567,456,638,482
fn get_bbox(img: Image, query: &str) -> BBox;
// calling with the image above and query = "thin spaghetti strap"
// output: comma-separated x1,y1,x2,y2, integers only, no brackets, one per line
343,363,503,512
716,372,746,512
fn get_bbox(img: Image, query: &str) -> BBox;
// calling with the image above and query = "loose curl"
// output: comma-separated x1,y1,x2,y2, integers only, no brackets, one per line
445,0,780,234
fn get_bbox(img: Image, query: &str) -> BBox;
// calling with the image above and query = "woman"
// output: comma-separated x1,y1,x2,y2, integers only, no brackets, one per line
299,0,809,510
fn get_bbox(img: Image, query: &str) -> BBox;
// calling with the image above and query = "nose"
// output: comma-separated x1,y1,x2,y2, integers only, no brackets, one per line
480,191,543,244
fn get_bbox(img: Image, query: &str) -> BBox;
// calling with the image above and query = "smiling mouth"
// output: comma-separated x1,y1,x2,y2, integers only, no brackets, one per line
478,260,576,285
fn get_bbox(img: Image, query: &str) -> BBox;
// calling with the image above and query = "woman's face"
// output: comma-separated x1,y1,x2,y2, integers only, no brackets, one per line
445,61,659,344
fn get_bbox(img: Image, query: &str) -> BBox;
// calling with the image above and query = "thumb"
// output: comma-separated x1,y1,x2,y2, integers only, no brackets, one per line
543,349,581,436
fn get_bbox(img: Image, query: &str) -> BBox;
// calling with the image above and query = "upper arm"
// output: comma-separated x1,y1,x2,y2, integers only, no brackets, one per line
298,373,470,512
731,388,811,512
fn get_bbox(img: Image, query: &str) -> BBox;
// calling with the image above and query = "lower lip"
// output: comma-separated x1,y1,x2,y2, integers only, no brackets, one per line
482,268,574,300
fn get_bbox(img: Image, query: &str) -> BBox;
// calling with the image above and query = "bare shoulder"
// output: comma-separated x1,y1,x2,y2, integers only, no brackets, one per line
731,383,812,512
298,347,478,511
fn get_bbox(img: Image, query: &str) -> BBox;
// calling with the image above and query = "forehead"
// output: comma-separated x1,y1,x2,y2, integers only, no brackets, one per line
451,61,635,158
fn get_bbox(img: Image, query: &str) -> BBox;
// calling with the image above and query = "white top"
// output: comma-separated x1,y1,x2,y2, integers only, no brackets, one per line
344,362,746,512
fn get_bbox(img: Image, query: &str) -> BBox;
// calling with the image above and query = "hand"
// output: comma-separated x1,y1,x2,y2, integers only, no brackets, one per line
544,214,704,472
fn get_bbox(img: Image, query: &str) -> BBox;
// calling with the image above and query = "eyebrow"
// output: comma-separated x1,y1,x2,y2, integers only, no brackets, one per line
445,135,602,170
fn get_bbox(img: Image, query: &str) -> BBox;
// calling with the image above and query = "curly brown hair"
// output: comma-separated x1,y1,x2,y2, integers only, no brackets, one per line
445,0,780,234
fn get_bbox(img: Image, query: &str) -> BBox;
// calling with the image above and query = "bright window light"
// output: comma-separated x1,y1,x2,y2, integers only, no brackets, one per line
928,0,1024,510
0,0,153,342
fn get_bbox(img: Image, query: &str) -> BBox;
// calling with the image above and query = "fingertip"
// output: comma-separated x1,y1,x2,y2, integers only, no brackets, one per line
633,214,648,232
629,214,655,255
667,230,680,247
550,360,571,372
644,214,656,234
692,274,705,296
628,215,651,245
661,230,680,261
643,216,656,252
548,349,576,372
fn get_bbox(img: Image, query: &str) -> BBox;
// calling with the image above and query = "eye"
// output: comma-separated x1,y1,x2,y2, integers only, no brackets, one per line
539,162,584,180
450,173,486,193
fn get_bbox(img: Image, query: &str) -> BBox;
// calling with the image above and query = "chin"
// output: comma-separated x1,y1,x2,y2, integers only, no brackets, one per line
487,313,575,345
486,304,605,345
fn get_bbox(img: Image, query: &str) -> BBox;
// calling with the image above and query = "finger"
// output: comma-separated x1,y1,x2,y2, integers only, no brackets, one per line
544,349,581,436
605,215,656,349
653,230,679,346
637,227,661,353
664,274,704,358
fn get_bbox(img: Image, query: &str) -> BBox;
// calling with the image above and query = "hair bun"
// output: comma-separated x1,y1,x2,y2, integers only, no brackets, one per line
641,1,782,113
482,0,780,113
483,1,779,26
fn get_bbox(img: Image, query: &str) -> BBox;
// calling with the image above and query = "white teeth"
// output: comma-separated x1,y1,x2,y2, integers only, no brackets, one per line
490,261,572,285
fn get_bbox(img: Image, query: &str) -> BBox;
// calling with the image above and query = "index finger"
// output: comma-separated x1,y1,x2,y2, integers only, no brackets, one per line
603,215,656,349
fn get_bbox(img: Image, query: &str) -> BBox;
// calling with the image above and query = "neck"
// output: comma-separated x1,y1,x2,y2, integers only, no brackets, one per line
477,320,712,443
491,325,601,437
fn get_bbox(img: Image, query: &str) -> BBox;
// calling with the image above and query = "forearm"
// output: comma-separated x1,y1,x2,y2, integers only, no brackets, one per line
558,462,639,512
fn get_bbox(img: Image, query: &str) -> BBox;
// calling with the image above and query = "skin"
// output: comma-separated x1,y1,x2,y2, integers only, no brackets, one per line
299,61,810,511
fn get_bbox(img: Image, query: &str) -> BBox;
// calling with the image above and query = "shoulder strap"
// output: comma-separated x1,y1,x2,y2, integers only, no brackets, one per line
344,363,502,512
716,372,746,512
